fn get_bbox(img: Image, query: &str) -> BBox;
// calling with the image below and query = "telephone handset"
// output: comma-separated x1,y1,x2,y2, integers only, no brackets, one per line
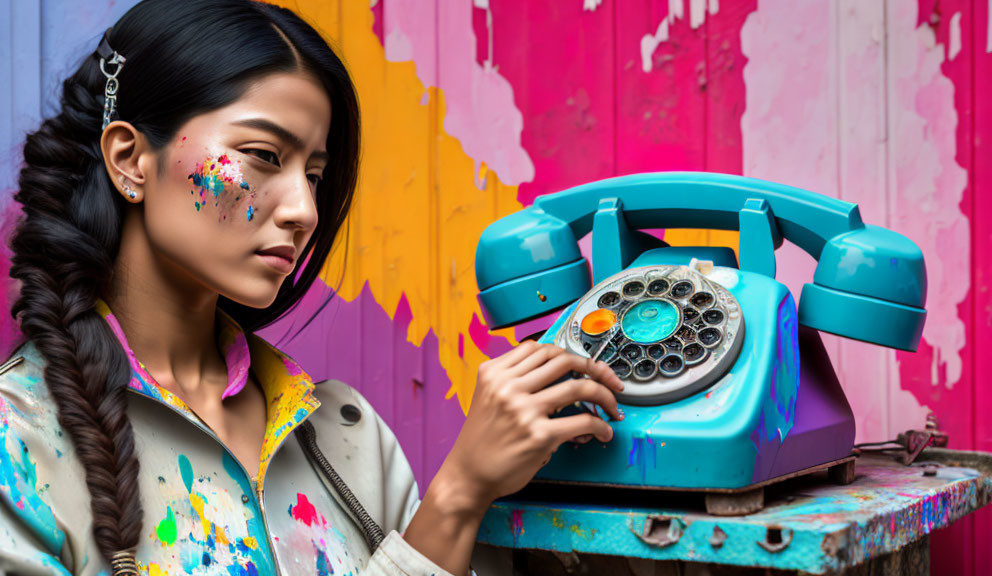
474,172,927,500
477,171,925,350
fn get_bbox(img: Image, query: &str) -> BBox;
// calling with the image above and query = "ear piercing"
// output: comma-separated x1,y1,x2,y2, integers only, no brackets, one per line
120,175,137,200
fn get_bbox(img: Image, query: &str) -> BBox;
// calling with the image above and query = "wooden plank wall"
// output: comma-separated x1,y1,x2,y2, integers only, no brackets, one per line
0,0,989,573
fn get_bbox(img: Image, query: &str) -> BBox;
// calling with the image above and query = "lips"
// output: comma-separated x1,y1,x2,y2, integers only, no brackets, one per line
256,245,296,274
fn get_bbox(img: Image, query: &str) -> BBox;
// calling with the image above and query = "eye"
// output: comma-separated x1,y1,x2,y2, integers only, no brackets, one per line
307,173,323,187
243,148,281,167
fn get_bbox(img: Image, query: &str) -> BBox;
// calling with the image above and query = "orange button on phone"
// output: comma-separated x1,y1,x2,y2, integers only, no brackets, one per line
581,308,617,336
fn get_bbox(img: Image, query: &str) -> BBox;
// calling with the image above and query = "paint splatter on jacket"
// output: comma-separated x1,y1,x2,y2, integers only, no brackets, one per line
0,301,453,575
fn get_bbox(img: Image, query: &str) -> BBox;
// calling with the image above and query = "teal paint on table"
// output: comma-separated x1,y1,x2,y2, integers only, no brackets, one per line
476,450,992,574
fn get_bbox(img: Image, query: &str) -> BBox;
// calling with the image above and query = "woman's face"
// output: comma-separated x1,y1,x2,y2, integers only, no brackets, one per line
140,70,331,308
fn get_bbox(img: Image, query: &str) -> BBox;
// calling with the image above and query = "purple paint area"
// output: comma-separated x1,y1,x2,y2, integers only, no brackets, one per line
765,326,856,479
259,281,466,494
0,204,23,359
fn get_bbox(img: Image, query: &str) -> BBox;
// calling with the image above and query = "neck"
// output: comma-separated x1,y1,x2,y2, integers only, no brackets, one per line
107,220,228,401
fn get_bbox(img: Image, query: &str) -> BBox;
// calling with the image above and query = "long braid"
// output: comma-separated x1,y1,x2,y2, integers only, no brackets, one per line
9,47,143,564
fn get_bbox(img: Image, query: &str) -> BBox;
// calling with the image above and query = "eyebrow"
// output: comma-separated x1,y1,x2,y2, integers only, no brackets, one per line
231,117,330,163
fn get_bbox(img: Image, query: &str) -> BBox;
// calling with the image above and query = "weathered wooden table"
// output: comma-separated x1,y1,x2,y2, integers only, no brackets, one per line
474,449,992,575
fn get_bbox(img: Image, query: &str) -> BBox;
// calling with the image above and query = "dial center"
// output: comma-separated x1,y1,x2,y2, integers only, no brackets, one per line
621,299,680,344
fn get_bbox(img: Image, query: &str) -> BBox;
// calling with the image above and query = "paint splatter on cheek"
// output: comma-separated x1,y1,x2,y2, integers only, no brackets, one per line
187,153,257,222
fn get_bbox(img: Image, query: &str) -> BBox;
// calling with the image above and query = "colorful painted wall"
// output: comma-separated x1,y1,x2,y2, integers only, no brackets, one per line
1,0,990,573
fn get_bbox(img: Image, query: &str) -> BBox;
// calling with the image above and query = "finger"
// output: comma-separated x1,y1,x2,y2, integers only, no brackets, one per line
506,343,567,378
534,378,622,420
546,413,615,445
488,339,539,369
518,353,624,394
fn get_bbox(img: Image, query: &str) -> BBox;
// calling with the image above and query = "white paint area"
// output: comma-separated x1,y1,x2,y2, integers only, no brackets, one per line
948,12,962,61
690,0,707,29
642,0,719,72
641,20,671,72
739,0,969,440
887,1,969,388
583,0,604,12
988,0,992,52
382,0,534,187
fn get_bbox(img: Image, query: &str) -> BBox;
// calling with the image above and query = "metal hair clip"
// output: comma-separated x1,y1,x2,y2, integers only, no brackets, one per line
110,549,138,576
96,27,126,131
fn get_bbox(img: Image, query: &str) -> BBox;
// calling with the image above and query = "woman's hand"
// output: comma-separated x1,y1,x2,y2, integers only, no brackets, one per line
442,340,625,507
402,341,625,575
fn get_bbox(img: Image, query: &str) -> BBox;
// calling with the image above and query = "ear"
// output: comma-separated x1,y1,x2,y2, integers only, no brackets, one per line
100,120,153,203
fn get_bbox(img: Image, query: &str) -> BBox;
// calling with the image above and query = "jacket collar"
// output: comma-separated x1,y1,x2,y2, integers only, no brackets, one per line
93,299,320,488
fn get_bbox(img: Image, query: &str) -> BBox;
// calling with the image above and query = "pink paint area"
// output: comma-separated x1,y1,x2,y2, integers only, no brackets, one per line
0,202,23,358
489,1,613,204
380,0,534,187
187,153,256,222
98,306,160,396
468,314,513,359
289,493,327,528
511,509,524,541
258,281,466,494
218,319,251,400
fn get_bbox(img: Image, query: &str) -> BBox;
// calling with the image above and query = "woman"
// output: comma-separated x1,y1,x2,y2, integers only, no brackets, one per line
0,1,624,575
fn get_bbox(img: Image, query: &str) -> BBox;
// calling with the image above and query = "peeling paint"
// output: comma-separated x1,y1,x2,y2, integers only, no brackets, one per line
641,0,720,72
583,0,603,12
948,11,962,61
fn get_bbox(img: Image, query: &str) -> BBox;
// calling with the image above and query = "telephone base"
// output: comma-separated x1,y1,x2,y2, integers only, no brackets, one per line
520,455,857,516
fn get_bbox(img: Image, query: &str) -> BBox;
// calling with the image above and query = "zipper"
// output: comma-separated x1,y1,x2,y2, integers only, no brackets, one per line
0,355,24,376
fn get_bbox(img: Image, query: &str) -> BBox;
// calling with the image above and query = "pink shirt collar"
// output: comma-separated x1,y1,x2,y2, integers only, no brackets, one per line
94,299,252,400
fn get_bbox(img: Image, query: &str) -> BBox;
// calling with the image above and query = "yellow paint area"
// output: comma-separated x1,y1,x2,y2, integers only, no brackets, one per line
266,0,524,412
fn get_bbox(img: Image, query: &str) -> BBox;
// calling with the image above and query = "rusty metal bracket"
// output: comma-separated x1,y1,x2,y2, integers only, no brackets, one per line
855,412,949,465
632,515,685,548
757,525,793,553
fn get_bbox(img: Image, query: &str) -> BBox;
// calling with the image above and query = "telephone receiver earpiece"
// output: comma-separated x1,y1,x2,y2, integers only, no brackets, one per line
475,172,926,352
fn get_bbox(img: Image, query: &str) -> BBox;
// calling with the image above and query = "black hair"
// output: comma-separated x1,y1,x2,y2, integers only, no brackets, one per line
8,0,359,567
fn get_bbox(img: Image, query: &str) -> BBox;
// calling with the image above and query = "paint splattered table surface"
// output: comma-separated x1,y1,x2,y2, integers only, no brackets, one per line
476,449,992,574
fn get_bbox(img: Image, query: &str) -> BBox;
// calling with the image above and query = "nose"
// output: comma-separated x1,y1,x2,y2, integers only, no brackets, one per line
271,170,319,234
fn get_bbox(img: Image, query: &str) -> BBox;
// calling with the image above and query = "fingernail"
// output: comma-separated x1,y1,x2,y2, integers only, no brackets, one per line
617,408,625,420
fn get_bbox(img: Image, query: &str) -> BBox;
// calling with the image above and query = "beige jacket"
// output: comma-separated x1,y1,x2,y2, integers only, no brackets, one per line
0,301,456,576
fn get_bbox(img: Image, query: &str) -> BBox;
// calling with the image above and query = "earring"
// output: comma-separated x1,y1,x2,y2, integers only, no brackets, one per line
120,176,137,200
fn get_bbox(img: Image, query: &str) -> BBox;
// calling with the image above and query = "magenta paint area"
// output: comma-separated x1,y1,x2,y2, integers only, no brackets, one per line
187,154,257,222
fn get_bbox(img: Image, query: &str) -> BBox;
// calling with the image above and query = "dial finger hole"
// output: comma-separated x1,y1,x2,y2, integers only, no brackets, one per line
682,307,700,323
702,309,725,325
598,291,621,308
610,359,632,379
698,327,722,347
622,281,645,298
646,344,666,359
599,344,617,363
647,279,670,296
620,343,643,361
670,281,694,299
663,338,682,352
683,343,708,365
633,359,656,380
690,292,715,308
658,354,685,377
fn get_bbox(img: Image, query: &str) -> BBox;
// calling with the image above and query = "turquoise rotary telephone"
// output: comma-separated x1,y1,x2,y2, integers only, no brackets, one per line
474,172,927,510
